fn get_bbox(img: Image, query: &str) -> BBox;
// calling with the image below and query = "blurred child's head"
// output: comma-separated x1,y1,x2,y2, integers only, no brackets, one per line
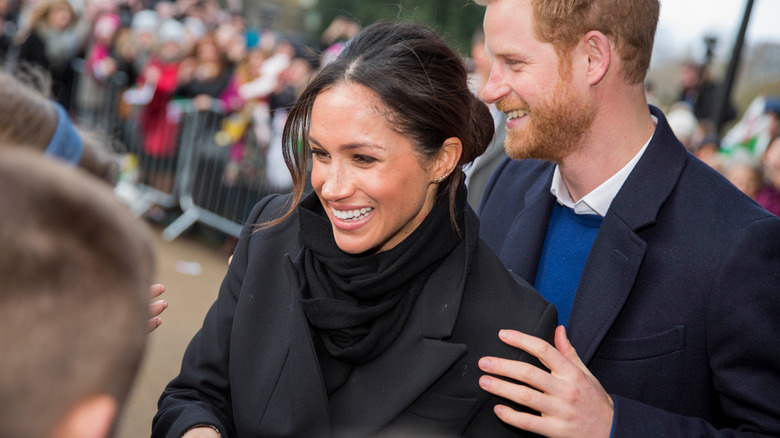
724,155,763,199
0,147,154,438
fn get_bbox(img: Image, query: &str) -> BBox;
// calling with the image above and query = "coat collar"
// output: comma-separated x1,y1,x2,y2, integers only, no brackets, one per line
497,165,556,284
568,106,688,363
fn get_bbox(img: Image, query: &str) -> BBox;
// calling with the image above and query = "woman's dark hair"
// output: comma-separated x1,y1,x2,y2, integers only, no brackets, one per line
269,21,495,230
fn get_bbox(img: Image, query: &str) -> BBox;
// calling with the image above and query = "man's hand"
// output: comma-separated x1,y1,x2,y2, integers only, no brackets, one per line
478,326,613,438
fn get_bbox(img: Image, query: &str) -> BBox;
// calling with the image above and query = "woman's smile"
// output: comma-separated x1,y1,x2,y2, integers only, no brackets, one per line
308,82,439,254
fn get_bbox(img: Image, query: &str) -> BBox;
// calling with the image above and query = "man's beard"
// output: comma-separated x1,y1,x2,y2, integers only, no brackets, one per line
498,75,596,163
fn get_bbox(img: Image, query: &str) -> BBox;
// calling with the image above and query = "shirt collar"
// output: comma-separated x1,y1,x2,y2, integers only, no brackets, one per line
550,116,657,216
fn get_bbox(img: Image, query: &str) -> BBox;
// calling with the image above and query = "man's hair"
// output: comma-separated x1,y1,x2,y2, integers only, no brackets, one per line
0,148,155,438
476,0,659,84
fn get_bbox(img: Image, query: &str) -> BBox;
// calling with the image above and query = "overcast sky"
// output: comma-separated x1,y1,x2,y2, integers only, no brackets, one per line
655,0,780,61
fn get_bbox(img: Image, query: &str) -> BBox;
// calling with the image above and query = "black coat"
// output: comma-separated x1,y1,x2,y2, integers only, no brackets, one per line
479,106,780,436
154,194,557,437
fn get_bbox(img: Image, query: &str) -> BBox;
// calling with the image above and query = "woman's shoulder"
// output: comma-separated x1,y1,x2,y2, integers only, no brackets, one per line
245,192,296,224
471,240,547,303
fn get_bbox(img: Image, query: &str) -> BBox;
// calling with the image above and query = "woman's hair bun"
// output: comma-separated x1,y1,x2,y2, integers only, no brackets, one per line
463,93,496,164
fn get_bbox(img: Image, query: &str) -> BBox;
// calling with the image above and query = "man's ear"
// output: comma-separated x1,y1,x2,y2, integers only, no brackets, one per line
581,30,611,86
433,137,463,181
52,395,117,438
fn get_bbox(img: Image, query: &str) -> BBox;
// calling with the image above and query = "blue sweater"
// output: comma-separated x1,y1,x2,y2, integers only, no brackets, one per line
533,203,603,326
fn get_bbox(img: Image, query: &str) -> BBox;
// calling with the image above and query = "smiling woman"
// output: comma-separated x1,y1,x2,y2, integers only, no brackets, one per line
308,82,455,254
153,22,557,438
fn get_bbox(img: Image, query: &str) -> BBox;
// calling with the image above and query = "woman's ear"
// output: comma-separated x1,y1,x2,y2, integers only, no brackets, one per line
433,137,463,182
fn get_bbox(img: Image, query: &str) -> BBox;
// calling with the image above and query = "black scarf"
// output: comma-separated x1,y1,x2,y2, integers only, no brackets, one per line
297,188,465,366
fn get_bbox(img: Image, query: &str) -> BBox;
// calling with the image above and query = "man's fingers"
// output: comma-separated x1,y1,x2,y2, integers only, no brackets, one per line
479,355,558,394
554,326,591,376
497,329,573,374
492,404,556,437
479,373,557,415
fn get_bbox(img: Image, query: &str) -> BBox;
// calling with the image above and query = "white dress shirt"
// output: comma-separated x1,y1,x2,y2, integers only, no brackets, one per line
550,116,657,216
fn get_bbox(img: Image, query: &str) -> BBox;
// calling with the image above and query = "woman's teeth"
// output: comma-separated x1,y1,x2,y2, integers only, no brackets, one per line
332,207,373,221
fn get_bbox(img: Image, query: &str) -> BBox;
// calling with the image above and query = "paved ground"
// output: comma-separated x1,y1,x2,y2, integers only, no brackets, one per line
115,223,235,437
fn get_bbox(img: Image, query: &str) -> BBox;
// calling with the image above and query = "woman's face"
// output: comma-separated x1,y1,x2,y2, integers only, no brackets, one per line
308,82,440,255
197,40,220,63
764,138,780,188
47,4,72,31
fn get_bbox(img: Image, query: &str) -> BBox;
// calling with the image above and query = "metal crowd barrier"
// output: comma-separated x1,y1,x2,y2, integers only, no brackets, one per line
72,58,128,142
161,107,278,242
70,60,290,242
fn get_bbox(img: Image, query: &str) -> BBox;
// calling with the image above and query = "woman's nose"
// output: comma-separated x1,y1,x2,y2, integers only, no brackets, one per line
319,163,353,201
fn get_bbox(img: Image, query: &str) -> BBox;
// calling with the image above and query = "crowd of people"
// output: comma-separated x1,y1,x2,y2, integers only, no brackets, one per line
662,62,780,217
1,0,780,437
1,0,338,214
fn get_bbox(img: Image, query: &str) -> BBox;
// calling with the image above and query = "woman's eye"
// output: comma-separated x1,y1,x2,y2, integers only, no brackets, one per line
311,150,329,160
354,155,377,164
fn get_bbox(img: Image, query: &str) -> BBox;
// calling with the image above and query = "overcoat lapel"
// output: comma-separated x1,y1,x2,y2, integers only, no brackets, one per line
566,215,647,364
567,106,687,364
328,208,482,437
498,165,556,284
251,252,332,436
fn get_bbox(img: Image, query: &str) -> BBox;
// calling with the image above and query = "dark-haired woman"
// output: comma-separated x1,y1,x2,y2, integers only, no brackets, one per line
153,22,556,438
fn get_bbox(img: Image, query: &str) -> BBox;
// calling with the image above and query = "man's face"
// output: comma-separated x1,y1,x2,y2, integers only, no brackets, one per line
482,0,595,163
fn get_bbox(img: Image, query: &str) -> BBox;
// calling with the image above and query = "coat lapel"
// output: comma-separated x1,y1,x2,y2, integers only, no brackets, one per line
566,215,647,364
567,106,688,364
252,252,332,436
328,208,481,436
498,165,556,284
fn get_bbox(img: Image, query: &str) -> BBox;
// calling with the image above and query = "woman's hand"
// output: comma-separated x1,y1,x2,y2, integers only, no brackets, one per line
148,284,168,332
182,427,221,438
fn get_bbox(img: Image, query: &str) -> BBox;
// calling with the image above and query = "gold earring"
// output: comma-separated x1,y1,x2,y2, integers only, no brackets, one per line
433,173,449,183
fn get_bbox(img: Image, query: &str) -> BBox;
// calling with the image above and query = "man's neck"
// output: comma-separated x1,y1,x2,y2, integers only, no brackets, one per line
558,94,656,202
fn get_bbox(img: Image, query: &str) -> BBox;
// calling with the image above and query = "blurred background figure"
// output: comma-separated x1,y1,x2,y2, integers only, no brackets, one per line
13,0,95,110
122,17,186,194
666,101,700,150
464,26,506,209
175,32,233,111
678,60,736,127
0,147,155,438
757,135,780,216
318,14,358,67
724,153,763,200
644,80,660,107
0,0,19,61
114,8,158,87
